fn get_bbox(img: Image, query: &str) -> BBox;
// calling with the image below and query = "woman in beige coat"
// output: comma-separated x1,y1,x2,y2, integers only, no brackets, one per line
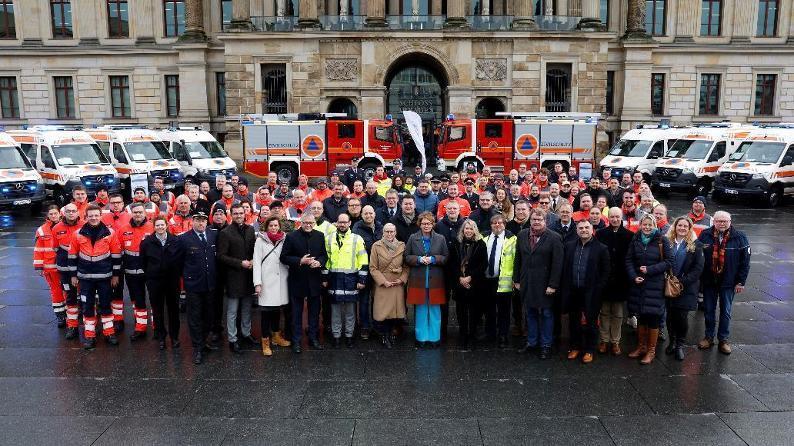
369,223,409,349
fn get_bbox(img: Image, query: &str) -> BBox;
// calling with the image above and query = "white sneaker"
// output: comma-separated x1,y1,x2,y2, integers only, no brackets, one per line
627,315,638,329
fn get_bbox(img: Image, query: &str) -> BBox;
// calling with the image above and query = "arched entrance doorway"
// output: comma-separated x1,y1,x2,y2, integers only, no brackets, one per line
384,53,449,167
327,98,358,119
475,97,506,118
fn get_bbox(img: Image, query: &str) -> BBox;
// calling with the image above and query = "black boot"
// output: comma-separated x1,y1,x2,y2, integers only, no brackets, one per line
674,338,685,361
65,327,78,340
83,338,96,350
665,336,676,355
56,312,66,328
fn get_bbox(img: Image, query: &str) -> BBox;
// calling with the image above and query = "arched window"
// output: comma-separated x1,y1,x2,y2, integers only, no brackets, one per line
327,98,358,119
262,64,287,113
475,97,505,118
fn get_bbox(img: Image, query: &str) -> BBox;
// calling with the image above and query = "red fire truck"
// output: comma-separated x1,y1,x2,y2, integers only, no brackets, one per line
242,113,402,184
435,112,600,176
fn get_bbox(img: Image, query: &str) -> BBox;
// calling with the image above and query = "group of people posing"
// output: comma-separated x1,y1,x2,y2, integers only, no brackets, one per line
32,160,751,366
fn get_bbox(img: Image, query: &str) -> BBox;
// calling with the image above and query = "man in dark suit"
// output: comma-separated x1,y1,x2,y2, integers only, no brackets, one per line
514,208,564,360
342,157,364,190
177,211,218,365
279,213,328,353
549,203,577,245
376,190,400,225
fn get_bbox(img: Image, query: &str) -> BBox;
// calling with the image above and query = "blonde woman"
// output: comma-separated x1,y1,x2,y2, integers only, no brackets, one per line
452,219,487,349
369,223,408,349
663,217,704,360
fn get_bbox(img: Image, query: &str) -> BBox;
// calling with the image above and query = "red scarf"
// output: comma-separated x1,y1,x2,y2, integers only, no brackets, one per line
688,211,706,224
622,204,636,219
712,227,730,276
267,231,285,243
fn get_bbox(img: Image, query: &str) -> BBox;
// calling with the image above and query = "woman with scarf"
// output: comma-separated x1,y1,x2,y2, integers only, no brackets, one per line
369,223,409,348
625,214,673,365
253,216,292,356
405,212,449,348
391,175,409,197
664,217,704,360
452,219,487,349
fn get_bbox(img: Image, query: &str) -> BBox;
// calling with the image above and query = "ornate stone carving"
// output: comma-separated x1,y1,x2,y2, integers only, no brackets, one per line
475,58,507,81
325,58,358,81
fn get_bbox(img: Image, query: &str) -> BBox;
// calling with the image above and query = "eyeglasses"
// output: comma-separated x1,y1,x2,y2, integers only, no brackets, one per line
539,201,550,205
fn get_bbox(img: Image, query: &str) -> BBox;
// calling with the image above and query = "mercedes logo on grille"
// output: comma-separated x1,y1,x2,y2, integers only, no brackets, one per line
729,173,737,181
96,176,104,183
663,169,670,176
14,183,23,190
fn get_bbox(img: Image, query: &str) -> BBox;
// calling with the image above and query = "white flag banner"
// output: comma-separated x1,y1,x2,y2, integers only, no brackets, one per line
402,111,426,173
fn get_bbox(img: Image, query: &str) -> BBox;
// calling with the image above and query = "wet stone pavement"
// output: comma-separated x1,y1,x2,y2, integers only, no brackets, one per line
1,197,794,445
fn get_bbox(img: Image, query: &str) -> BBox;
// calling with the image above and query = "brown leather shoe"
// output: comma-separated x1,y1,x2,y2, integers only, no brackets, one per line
567,349,580,360
581,353,594,364
641,328,659,365
628,326,648,359
698,338,715,350
597,342,608,354
611,342,622,356
718,340,732,355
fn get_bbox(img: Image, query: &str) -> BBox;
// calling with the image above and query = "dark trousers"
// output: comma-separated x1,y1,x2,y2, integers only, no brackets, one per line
260,306,282,338
126,274,147,309
511,290,525,334
321,291,332,332
81,279,112,318
568,290,599,353
666,307,689,342
148,279,179,341
60,272,79,308
476,278,498,339
455,298,477,343
357,284,372,331
111,273,125,321
212,276,226,334
495,293,512,339
291,294,321,344
186,290,215,350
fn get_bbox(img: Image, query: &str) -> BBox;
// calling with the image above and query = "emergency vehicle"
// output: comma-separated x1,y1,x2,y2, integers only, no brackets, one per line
651,123,754,197
8,126,118,206
435,112,600,176
0,132,46,211
242,113,402,184
713,125,794,207
159,127,237,184
85,126,184,194
600,125,691,183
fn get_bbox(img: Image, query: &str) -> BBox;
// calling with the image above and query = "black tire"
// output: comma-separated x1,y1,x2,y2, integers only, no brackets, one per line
54,188,69,207
272,163,299,186
766,186,782,208
359,161,380,182
693,180,711,198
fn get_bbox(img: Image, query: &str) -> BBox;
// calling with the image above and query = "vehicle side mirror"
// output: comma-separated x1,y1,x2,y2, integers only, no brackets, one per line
648,151,660,159
781,156,793,167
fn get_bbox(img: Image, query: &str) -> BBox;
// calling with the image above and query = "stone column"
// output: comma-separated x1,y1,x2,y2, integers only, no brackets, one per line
229,0,253,30
731,0,759,42
620,39,659,123
559,0,571,16
175,44,211,125
179,0,207,41
298,0,320,28
674,0,699,42
365,0,387,27
623,0,649,39
445,0,467,28
75,0,99,44
578,0,604,30
134,0,156,43
512,0,537,29
19,0,43,45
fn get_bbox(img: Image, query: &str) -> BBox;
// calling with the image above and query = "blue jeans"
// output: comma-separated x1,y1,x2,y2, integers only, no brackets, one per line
526,307,554,348
703,286,735,341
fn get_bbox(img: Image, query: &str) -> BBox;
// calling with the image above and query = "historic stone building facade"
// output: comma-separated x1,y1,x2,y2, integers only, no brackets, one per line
0,0,793,160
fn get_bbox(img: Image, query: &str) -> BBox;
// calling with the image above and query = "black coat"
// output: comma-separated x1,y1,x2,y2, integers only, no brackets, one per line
376,206,399,225
625,231,673,317
549,219,578,245
217,223,256,298
279,229,328,298
352,220,383,254
469,206,498,235
451,239,488,303
513,229,564,309
140,232,181,282
667,240,705,311
177,229,218,293
560,239,610,317
322,196,349,223
361,192,386,211
391,212,419,243
595,225,634,301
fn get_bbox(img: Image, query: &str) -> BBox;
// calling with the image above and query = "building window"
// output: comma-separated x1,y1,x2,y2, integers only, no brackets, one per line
651,73,665,116
107,0,129,38
109,75,131,118
545,63,571,113
0,76,19,118
605,70,614,115
645,0,666,36
221,0,232,29
699,73,720,115
54,76,75,119
700,0,721,36
163,0,185,37
165,75,179,117
475,97,505,119
216,72,226,116
599,0,609,26
754,74,776,116
262,64,287,114
757,0,778,37
0,0,15,39
51,0,73,39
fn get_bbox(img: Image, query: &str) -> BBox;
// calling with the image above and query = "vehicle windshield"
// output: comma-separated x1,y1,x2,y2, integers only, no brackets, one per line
0,146,33,169
608,139,652,157
665,139,712,160
125,141,172,161
729,141,786,163
183,141,227,159
52,144,109,166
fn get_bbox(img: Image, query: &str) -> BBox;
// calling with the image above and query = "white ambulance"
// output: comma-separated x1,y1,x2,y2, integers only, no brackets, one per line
85,126,184,195
713,125,794,207
0,132,46,211
651,123,754,197
600,125,691,183
158,127,237,184
8,126,118,206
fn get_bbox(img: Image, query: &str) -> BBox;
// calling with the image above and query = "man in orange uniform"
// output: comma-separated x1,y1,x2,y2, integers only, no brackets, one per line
68,205,122,350
34,205,66,328
118,202,154,340
71,186,90,221
53,203,83,340
101,193,130,328
168,195,194,235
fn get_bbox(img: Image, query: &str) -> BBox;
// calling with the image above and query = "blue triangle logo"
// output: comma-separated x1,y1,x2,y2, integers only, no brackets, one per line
521,138,534,151
308,140,320,152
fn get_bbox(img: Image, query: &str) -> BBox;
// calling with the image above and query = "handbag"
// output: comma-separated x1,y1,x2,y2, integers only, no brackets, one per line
660,240,683,299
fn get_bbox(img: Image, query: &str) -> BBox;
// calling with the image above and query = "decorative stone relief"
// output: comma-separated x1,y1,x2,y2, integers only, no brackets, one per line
475,58,508,81
325,58,358,81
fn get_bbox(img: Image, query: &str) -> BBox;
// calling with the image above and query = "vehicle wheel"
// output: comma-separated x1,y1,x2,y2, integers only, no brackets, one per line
711,190,723,203
359,161,380,182
694,181,711,198
273,163,299,186
54,188,69,207
766,186,782,208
